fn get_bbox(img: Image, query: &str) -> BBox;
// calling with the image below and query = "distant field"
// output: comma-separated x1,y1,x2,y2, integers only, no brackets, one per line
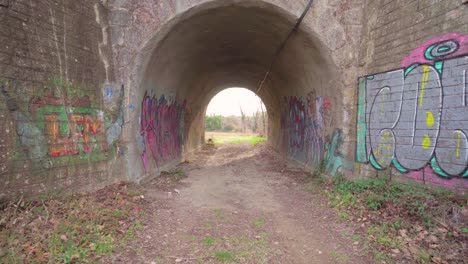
205,132,267,146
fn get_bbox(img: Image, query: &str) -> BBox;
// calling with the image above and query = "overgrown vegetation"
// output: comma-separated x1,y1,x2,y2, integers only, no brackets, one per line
205,113,267,134
311,175,467,263
0,183,146,263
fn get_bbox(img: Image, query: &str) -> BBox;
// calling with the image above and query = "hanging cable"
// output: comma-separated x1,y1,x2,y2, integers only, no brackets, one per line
256,0,314,93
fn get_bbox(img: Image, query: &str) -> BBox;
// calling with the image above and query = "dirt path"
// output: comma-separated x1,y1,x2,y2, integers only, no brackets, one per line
106,144,373,263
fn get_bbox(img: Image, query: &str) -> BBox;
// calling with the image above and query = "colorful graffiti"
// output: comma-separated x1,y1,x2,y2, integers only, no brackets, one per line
357,33,467,188
281,94,326,167
325,129,353,176
281,93,349,175
140,92,186,171
0,81,124,168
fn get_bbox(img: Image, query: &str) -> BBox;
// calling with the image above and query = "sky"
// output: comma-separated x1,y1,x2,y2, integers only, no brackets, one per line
206,88,265,116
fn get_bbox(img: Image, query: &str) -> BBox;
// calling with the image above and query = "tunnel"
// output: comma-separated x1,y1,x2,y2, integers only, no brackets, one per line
125,1,344,181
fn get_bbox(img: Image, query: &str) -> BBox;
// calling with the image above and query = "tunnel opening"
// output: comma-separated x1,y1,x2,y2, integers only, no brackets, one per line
205,87,267,135
128,0,344,181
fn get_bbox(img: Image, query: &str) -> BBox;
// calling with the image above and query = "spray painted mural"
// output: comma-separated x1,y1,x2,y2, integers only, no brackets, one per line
0,80,124,170
281,93,352,176
140,92,186,171
357,33,468,189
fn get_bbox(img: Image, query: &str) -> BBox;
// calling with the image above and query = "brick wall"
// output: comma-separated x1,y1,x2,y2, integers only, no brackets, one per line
0,0,124,199
356,0,467,190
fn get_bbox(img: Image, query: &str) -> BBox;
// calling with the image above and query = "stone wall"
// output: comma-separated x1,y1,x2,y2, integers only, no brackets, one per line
356,0,467,190
0,0,466,199
0,0,125,199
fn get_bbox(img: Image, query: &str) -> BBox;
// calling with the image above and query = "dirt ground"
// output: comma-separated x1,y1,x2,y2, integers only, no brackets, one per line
105,143,373,263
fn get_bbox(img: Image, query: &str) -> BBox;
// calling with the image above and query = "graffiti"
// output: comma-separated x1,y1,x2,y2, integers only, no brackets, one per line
1,80,124,168
105,86,125,146
401,33,467,68
357,33,467,188
281,93,342,171
281,94,324,166
325,129,354,176
140,92,186,171
1,84,50,167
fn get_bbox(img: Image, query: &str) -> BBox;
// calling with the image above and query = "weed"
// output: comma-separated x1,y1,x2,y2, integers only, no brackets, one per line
213,208,227,221
215,251,233,261
121,221,143,244
352,234,362,242
202,236,215,246
389,217,403,230
365,192,385,210
338,212,350,219
373,249,393,264
330,251,350,263
252,218,266,228
417,249,432,263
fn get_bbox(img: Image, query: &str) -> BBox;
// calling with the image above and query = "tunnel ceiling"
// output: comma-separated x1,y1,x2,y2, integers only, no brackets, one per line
142,2,339,113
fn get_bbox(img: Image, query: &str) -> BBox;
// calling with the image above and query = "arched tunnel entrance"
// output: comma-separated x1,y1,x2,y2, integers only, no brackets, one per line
205,87,267,137
127,1,344,181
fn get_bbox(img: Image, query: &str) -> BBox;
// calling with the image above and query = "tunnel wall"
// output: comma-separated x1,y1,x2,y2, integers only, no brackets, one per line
109,0,368,183
0,0,126,199
0,0,466,199
355,0,468,191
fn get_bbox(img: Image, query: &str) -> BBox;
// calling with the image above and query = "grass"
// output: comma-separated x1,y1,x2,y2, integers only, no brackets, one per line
330,250,350,263
202,236,215,246
317,174,467,263
198,233,277,263
252,218,266,228
0,184,145,263
215,251,234,261
324,175,464,227
207,134,267,146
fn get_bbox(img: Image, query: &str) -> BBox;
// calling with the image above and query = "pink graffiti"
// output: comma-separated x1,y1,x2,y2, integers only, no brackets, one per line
140,93,186,171
407,166,468,191
282,95,328,166
322,96,333,111
401,33,468,68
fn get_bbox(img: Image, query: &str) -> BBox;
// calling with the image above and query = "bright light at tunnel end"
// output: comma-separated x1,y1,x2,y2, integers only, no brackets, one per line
206,88,266,116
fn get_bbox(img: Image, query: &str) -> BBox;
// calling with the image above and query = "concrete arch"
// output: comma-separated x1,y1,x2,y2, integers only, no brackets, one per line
124,0,345,181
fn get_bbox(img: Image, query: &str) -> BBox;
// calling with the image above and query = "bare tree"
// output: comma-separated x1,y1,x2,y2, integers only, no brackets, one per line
239,103,246,133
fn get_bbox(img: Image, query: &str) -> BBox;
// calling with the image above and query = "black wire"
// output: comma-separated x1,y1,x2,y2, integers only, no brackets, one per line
256,0,314,93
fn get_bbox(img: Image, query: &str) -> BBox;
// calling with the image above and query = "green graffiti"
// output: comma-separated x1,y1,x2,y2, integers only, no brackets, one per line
404,64,419,76
369,154,383,170
392,159,408,173
325,130,353,176
356,78,368,162
434,61,443,74
430,157,449,178
33,105,101,135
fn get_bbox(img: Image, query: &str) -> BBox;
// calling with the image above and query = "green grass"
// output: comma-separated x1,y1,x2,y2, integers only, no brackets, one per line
252,218,266,228
1,186,145,263
320,175,467,262
202,236,215,246
210,135,267,146
215,251,234,261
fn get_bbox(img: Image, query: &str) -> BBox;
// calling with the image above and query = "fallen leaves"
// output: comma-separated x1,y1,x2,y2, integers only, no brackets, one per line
0,182,147,263
319,177,467,263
